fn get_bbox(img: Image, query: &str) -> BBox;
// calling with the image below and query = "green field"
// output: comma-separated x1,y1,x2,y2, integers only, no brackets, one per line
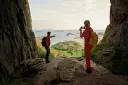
52,49,84,58
37,40,96,59
51,41,84,57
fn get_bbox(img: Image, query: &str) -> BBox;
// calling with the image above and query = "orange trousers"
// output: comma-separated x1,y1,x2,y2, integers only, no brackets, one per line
84,43,93,69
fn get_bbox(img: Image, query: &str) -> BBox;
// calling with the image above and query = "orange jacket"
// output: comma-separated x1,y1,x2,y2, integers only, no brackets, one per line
80,27,93,43
46,36,55,48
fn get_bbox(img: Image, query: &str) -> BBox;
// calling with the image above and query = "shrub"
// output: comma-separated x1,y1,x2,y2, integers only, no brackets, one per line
37,46,54,58
92,25,110,56
37,46,46,58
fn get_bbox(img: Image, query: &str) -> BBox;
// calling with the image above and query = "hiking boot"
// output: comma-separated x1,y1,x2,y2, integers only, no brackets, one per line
46,60,50,64
86,68,92,74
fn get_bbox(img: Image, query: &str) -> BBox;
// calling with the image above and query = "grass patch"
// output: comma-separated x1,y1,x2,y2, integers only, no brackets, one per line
52,49,84,58
51,41,84,58
37,46,54,58
51,41,83,52
37,46,46,58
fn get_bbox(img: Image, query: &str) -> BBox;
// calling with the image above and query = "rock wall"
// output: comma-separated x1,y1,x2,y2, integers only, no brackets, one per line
0,0,37,74
94,0,128,75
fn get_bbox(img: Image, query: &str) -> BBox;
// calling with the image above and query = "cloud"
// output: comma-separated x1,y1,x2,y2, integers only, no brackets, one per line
30,0,110,30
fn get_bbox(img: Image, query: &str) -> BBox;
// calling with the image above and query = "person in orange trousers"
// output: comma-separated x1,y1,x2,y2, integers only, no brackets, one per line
79,20,93,73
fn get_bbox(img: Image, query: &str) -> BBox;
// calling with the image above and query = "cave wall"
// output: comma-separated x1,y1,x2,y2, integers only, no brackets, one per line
0,0,37,74
94,0,128,75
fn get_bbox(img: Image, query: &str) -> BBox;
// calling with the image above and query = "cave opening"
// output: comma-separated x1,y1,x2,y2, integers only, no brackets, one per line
28,0,111,47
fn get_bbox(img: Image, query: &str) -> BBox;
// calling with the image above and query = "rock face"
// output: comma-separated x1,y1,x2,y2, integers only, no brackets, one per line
23,57,128,85
94,0,128,75
58,59,77,82
0,0,37,74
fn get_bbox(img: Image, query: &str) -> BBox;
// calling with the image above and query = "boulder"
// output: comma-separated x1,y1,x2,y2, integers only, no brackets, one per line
57,59,77,82
21,58,44,77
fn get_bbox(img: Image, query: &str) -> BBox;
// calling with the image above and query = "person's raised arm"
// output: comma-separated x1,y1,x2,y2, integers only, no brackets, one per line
80,30,84,38
79,27,85,38
80,28,90,40
50,35,56,38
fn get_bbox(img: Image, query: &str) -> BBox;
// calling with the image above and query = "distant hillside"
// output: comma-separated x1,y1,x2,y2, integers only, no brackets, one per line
51,41,83,51
51,41,84,57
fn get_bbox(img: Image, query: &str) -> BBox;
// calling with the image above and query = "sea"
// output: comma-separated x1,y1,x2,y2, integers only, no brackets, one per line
34,30,105,45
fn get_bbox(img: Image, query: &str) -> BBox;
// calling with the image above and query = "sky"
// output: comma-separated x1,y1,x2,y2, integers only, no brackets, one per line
29,0,110,30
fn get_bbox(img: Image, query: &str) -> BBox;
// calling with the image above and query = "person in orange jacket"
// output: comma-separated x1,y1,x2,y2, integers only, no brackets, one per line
79,20,93,73
45,32,55,63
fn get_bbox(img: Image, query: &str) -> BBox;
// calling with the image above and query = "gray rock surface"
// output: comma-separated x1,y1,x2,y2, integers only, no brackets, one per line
26,57,128,85
0,0,37,74
57,59,77,82
94,0,128,75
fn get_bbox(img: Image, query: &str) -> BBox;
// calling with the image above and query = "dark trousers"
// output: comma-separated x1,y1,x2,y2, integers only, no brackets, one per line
44,46,50,62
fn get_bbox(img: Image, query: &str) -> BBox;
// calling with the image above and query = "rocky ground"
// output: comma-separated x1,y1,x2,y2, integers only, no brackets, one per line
17,57,128,85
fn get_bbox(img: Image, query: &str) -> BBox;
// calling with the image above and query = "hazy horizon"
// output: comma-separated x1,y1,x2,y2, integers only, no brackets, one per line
29,0,110,30
33,29,105,31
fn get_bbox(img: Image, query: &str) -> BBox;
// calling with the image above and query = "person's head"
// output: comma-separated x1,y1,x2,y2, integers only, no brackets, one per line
84,20,90,27
47,32,51,36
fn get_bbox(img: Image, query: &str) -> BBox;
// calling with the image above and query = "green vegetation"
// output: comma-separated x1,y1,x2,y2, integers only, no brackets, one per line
92,41,106,57
91,24,128,75
92,25,110,57
37,46,54,58
36,40,98,59
52,41,83,51
53,49,84,58
37,46,46,58
51,41,84,57
51,41,96,59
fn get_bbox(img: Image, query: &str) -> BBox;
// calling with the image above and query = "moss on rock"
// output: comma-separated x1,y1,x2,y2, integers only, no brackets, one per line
92,24,110,58
93,22,128,75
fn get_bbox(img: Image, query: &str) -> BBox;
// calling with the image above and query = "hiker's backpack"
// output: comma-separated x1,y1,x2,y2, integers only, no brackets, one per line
41,37,46,47
89,30,98,46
